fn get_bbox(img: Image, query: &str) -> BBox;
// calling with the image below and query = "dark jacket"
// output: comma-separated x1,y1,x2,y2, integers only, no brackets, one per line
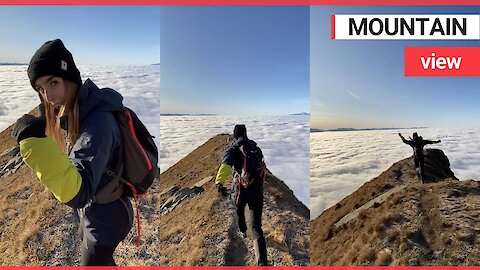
66,79,124,207
68,79,133,246
401,137,439,158
223,137,262,182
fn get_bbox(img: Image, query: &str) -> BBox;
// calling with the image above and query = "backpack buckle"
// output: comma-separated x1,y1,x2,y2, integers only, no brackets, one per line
105,170,116,177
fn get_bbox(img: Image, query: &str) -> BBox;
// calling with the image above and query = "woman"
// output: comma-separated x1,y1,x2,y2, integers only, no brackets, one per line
12,39,133,265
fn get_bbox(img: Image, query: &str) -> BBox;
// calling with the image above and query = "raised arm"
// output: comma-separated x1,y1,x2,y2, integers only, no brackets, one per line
424,139,441,145
399,133,415,147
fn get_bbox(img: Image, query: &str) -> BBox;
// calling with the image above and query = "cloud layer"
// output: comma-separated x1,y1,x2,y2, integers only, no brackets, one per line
311,128,480,219
0,66,39,131
161,115,310,207
0,65,160,153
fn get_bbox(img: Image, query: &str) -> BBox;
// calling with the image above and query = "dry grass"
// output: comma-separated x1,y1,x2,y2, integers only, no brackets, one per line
264,215,286,245
159,135,236,265
160,192,220,265
0,163,63,265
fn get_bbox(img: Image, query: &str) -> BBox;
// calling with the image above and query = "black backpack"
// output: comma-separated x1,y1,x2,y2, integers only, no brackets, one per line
95,107,158,202
109,107,158,197
235,141,266,188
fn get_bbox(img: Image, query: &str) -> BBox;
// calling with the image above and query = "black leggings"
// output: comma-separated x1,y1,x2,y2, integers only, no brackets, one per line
414,154,425,182
77,197,133,266
236,190,268,266
80,244,118,266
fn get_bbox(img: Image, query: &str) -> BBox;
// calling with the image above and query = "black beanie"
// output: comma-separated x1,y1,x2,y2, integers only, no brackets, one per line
233,124,247,139
27,39,82,90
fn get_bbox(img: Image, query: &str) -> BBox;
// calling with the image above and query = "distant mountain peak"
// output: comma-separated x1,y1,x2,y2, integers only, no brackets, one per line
0,62,28,66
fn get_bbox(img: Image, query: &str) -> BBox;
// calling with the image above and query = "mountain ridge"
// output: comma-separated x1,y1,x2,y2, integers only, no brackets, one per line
159,134,309,266
310,148,480,265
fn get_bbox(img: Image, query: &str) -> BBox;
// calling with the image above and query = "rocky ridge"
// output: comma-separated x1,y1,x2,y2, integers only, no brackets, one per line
310,148,480,265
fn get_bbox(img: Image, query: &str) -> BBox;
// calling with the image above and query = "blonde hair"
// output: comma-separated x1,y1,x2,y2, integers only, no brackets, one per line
41,79,81,153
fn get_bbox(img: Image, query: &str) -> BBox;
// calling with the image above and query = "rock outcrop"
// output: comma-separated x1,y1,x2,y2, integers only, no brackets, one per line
310,148,480,265
159,134,309,266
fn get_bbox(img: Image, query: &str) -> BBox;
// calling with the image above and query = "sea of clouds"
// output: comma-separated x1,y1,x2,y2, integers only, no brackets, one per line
311,128,480,220
160,115,310,207
0,65,160,150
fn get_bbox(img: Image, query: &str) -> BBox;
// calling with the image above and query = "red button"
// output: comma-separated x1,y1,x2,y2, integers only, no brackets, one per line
405,46,480,76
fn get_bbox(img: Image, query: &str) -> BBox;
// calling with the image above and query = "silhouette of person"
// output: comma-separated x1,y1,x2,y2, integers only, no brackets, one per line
399,132,441,183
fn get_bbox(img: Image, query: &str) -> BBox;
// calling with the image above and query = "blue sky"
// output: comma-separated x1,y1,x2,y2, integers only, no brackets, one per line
0,6,160,65
160,7,309,115
311,6,480,129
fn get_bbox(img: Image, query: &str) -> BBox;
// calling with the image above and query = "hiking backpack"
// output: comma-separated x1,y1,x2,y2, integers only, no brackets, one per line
235,141,266,188
107,107,159,197
98,107,158,246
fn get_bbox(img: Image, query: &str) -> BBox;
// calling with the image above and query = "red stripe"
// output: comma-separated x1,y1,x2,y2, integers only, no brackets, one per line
126,110,153,171
331,14,335,40
236,180,241,205
0,0,477,4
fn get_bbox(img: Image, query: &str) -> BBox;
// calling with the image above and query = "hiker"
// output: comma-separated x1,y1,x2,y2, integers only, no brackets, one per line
399,132,441,183
12,39,133,265
214,124,268,266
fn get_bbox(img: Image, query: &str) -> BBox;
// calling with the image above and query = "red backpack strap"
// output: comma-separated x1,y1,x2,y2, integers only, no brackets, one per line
124,181,145,247
125,109,153,171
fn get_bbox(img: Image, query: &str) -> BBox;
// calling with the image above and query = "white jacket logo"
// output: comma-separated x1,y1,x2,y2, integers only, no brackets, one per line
82,134,92,148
